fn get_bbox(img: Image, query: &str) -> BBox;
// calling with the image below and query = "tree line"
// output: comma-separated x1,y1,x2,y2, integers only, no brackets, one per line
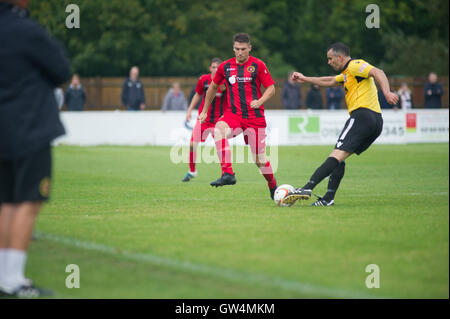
30,0,449,78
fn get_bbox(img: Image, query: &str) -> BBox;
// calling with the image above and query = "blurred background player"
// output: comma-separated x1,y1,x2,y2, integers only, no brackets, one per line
198,33,278,200
182,58,227,182
285,42,398,206
0,0,71,297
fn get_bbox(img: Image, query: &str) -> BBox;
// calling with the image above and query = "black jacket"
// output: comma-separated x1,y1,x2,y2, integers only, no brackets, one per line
0,3,71,159
424,82,443,109
121,78,146,110
306,86,323,109
65,85,86,111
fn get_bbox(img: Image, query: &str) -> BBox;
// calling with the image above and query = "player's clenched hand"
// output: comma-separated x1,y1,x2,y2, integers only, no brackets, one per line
198,111,207,123
250,100,261,109
291,72,305,83
385,92,399,105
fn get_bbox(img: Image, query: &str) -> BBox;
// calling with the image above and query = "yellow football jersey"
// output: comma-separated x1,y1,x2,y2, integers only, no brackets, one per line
335,59,381,114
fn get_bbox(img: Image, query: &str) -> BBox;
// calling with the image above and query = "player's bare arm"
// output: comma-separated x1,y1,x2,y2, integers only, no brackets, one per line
186,92,201,121
369,67,399,105
199,81,219,123
250,84,275,109
291,72,338,87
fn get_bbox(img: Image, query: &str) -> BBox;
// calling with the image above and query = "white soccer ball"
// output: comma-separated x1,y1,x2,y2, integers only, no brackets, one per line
274,184,295,207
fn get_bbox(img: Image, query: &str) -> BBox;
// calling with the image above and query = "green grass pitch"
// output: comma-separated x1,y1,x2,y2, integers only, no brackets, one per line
29,143,449,298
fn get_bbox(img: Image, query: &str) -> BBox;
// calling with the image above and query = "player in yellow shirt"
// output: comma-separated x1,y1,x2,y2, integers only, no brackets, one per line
284,42,398,206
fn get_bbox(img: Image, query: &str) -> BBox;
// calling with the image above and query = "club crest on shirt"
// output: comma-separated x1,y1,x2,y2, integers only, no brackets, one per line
39,177,51,198
247,65,255,73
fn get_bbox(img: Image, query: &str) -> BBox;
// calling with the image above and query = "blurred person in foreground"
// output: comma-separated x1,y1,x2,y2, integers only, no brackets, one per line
122,66,146,111
424,72,443,109
0,0,71,297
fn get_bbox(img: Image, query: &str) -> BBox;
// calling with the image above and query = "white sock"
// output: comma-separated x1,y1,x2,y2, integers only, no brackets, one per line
0,249,8,290
2,249,28,292
189,171,197,176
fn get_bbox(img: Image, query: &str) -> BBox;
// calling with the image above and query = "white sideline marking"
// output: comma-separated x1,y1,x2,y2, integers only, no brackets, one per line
345,192,448,197
35,232,382,298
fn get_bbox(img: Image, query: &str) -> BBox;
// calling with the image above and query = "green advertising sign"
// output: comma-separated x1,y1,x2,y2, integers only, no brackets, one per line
289,116,320,134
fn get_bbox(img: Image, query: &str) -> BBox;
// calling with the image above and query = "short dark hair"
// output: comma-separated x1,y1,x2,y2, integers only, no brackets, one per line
211,57,222,65
234,33,251,44
327,42,350,57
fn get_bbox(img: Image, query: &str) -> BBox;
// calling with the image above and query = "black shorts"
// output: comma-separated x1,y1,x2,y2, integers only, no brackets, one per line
0,146,52,204
335,108,383,155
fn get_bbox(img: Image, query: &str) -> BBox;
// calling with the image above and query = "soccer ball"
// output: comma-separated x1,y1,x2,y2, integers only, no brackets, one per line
274,184,295,207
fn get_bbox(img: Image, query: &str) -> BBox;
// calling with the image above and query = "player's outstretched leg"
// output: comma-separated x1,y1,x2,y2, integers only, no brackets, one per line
311,161,345,206
284,156,341,206
182,140,198,182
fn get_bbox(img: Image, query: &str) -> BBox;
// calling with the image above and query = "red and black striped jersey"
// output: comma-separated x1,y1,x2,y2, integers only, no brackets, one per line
213,56,274,120
196,74,227,124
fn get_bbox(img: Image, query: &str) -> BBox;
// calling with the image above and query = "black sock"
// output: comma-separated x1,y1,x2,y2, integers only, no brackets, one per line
323,161,345,202
303,157,340,190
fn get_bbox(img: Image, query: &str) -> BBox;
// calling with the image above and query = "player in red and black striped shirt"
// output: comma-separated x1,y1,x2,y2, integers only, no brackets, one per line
182,58,228,182
199,33,278,199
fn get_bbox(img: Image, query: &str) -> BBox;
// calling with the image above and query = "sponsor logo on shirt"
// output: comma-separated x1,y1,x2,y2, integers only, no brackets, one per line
237,76,253,83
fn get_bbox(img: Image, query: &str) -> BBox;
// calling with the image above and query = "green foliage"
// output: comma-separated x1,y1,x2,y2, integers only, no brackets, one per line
381,32,449,76
29,0,449,76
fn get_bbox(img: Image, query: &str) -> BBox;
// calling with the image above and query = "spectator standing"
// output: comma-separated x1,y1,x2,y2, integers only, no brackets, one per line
305,84,323,109
282,72,302,109
122,66,146,111
424,72,443,108
326,86,344,110
65,74,86,111
161,82,188,111
54,87,64,110
397,82,413,110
